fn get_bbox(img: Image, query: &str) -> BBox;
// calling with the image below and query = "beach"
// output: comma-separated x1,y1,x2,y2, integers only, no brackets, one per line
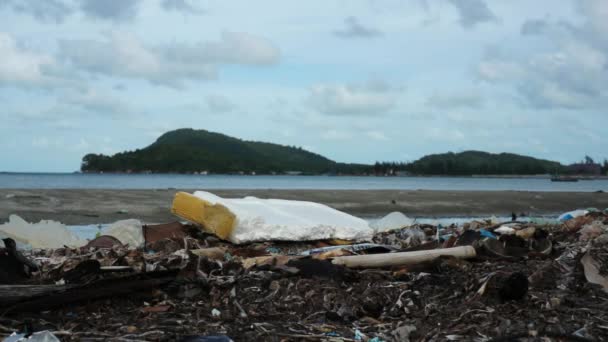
1,189,607,224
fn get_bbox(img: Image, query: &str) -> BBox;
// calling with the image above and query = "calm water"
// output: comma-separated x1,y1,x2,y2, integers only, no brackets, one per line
1,173,607,191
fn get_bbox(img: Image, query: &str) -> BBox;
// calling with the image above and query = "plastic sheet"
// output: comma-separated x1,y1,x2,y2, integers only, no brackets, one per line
0,215,85,249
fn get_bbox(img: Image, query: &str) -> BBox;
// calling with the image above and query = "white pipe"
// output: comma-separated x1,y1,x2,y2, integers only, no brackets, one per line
331,246,476,268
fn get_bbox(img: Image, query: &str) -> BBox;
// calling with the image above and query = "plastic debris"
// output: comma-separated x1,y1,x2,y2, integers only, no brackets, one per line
104,219,144,248
299,243,395,256
332,246,476,268
3,331,60,342
558,209,588,222
581,252,608,293
480,229,496,239
494,226,516,235
2,201,608,341
0,215,85,249
172,191,374,243
370,211,415,233
579,222,607,242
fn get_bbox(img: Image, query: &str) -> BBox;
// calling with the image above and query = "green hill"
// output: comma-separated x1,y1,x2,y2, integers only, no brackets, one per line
404,151,564,175
81,130,567,176
81,128,345,174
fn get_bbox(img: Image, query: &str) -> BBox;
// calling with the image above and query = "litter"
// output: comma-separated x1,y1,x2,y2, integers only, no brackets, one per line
370,211,415,233
3,331,60,342
581,252,608,293
172,191,374,243
558,209,588,222
332,246,476,268
1,205,608,341
104,219,144,248
494,226,516,235
299,243,395,256
0,215,85,249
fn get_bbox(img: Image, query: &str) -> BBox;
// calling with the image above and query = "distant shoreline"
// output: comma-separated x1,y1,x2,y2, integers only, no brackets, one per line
2,171,608,180
1,189,607,225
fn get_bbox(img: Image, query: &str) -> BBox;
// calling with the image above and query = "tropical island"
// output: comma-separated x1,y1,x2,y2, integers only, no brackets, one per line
81,128,608,176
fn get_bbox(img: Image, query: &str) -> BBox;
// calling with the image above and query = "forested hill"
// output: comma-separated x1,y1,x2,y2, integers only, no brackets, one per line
81,129,566,175
402,151,564,175
81,128,363,174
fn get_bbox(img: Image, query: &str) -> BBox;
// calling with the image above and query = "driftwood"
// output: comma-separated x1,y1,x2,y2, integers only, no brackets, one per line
1,270,178,313
331,246,477,268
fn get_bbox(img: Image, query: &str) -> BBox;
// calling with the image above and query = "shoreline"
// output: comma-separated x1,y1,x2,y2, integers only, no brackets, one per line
1,189,607,225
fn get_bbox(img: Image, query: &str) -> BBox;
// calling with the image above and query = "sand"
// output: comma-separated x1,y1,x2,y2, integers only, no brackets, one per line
1,189,607,225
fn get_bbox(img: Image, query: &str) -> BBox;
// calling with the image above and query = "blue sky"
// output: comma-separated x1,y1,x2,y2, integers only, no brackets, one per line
1,0,607,172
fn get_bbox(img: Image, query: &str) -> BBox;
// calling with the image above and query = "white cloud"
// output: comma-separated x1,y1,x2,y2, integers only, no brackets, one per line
0,32,62,87
480,32,608,109
334,16,382,38
59,31,280,88
308,80,399,116
64,89,131,115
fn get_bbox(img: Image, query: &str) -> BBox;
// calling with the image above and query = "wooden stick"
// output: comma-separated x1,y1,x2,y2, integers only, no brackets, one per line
331,246,476,268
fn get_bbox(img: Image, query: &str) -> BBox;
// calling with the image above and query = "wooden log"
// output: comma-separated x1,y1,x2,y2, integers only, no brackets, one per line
0,270,178,313
331,246,476,268
0,284,74,305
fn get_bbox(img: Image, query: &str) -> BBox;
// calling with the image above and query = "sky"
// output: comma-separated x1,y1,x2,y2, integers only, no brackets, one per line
1,0,607,172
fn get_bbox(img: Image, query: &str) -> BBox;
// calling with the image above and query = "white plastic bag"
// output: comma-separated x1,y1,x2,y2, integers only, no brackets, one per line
104,219,144,248
0,215,85,249
370,212,415,233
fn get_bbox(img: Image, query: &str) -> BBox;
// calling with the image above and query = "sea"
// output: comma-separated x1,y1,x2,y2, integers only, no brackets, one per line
1,172,607,192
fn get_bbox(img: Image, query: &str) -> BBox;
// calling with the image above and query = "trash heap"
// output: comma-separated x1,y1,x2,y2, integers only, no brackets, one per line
1,193,608,341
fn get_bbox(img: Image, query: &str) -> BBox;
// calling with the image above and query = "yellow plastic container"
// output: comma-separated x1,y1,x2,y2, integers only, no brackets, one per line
171,192,236,240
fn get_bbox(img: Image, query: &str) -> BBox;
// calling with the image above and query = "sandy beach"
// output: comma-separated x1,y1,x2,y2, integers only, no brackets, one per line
1,188,607,224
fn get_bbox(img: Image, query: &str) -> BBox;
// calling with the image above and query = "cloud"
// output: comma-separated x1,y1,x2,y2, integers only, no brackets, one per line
321,129,352,141
59,31,280,88
334,16,382,38
78,0,141,21
64,89,131,115
446,0,497,29
308,80,399,116
0,32,67,88
167,31,280,66
427,91,484,109
478,13,608,111
206,94,236,113
578,0,608,38
521,19,550,35
366,130,389,141
0,0,72,23
160,0,203,14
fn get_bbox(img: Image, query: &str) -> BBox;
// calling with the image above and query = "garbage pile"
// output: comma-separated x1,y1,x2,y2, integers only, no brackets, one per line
1,192,608,341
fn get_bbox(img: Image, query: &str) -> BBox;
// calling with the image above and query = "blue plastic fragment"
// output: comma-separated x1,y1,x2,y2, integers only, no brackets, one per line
480,229,497,239
265,247,281,254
